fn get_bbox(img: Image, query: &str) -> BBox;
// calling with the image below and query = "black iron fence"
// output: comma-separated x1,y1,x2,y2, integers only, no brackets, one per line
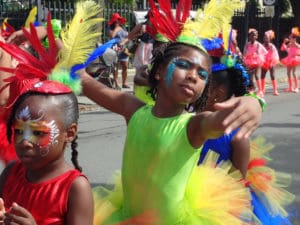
0,0,294,53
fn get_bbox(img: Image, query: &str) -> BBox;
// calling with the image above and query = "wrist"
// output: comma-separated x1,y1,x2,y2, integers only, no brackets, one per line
244,93,266,112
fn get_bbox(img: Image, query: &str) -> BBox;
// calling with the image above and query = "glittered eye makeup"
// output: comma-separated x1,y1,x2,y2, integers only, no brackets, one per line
172,57,209,82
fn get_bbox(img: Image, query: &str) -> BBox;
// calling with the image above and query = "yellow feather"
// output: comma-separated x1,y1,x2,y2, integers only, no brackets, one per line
25,6,37,28
2,18,8,30
55,0,104,71
182,0,245,40
222,23,232,52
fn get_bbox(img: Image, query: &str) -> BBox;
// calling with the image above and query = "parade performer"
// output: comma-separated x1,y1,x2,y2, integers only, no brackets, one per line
280,27,300,93
261,30,280,96
194,32,295,225
243,28,267,96
0,1,105,224
81,0,264,224
0,24,16,165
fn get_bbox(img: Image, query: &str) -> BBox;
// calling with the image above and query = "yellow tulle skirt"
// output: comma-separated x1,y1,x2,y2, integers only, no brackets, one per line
93,151,257,225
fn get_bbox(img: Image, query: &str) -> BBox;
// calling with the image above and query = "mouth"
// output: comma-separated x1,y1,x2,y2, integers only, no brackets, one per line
18,154,34,163
180,84,195,97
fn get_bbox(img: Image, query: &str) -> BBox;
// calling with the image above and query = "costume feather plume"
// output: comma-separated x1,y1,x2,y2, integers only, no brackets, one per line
148,0,192,42
25,6,37,28
54,0,104,73
246,136,295,217
182,0,245,40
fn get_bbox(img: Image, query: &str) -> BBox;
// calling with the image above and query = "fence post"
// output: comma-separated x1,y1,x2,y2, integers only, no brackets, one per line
36,0,43,23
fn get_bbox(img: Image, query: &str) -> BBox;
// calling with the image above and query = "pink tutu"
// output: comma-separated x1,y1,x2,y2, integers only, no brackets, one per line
281,55,300,67
262,55,279,70
244,53,265,69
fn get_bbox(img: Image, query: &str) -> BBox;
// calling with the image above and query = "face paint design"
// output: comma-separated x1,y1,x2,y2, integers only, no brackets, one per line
14,106,60,156
172,57,209,83
166,60,176,87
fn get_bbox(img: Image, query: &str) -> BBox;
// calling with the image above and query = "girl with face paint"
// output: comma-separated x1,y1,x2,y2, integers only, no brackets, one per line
0,1,101,224
0,83,94,225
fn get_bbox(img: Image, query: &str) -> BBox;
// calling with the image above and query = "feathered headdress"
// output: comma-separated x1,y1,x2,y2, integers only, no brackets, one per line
264,30,275,40
201,28,249,87
0,0,103,110
291,27,300,37
147,0,245,52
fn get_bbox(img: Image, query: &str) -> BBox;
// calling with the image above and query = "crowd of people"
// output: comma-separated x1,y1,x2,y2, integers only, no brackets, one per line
0,0,298,224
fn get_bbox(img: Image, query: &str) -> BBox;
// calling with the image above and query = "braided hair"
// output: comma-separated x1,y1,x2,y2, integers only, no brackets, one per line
7,91,82,171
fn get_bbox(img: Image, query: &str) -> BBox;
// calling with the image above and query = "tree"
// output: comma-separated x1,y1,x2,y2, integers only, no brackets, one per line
289,0,300,26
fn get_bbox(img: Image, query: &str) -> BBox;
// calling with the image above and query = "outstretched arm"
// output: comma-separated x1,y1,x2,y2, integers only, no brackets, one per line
188,96,262,148
81,70,144,122
6,26,47,45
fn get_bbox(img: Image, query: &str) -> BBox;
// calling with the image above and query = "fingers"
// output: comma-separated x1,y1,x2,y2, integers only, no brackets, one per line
4,203,36,225
214,97,261,138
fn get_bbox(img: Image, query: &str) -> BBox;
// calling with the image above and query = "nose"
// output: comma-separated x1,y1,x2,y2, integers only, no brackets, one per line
186,70,197,82
17,138,34,148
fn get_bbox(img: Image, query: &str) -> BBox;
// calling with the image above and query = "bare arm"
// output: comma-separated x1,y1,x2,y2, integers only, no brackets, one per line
188,96,262,148
6,26,47,45
81,70,144,123
0,49,12,107
231,136,250,178
134,65,150,86
66,176,94,225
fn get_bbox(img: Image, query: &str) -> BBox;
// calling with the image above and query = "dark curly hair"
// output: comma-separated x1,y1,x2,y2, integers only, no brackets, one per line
7,91,83,172
193,58,250,112
148,42,210,101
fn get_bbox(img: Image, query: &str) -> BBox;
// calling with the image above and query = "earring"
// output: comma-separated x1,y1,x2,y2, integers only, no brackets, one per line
214,98,218,102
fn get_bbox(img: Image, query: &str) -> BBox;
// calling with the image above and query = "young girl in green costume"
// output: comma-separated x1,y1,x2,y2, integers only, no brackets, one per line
82,0,263,224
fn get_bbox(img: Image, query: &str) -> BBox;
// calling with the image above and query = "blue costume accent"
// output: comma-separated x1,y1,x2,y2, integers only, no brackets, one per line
198,130,293,225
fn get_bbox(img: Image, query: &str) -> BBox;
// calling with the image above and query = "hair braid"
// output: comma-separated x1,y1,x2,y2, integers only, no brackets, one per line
71,135,82,172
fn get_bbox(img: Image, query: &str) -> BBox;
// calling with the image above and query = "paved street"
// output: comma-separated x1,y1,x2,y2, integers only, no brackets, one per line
75,65,300,223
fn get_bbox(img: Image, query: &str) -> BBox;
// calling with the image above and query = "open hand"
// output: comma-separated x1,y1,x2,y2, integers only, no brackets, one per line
0,198,5,224
213,96,262,139
4,203,37,225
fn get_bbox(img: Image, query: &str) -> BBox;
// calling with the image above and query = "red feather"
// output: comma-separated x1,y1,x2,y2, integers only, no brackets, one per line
148,0,192,42
46,14,57,62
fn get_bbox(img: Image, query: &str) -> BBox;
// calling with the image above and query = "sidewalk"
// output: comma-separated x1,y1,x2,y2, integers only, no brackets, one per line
78,65,291,111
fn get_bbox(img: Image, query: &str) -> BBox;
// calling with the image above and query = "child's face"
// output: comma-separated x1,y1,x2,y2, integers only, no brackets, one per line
249,32,258,42
158,47,210,105
263,35,270,43
13,95,69,170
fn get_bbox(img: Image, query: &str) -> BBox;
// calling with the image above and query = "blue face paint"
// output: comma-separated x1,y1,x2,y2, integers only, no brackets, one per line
166,60,176,87
172,57,209,83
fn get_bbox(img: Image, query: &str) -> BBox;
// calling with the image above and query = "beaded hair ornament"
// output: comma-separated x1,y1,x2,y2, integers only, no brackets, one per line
0,1,103,111
202,29,250,87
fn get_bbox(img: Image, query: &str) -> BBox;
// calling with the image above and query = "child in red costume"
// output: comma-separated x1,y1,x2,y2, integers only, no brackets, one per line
261,30,280,96
243,28,267,96
280,27,300,93
0,1,104,223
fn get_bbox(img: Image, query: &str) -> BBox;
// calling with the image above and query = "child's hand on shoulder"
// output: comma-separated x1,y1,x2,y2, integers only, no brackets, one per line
4,202,37,225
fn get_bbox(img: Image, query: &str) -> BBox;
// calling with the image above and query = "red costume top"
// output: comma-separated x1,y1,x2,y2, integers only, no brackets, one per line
2,161,86,225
